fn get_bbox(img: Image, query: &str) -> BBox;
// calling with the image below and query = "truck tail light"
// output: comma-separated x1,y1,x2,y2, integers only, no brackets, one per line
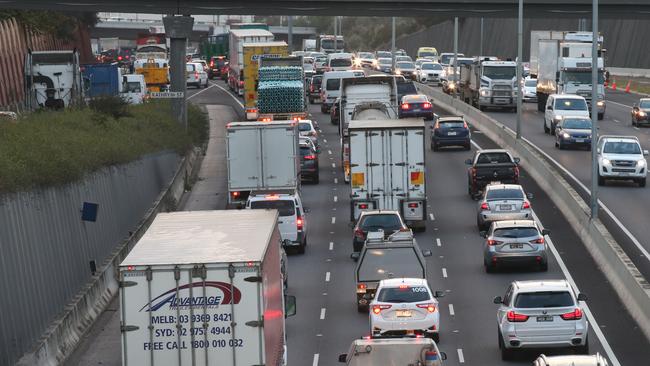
372,304,391,314
522,201,530,209
357,283,367,293
561,308,583,320
231,191,240,199
416,303,436,313
296,217,304,230
480,202,490,210
507,311,529,322
487,239,502,246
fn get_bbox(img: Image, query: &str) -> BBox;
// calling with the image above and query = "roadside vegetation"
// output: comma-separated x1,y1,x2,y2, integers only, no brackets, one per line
0,99,208,193
610,76,650,95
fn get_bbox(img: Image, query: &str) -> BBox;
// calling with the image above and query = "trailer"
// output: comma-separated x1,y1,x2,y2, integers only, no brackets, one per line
256,55,307,121
242,42,290,120
228,29,274,96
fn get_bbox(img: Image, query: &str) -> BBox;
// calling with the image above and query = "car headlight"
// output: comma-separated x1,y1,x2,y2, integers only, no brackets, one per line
553,116,563,122
448,82,456,89
602,158,611,166
480,88,490,97
637,159,646,167
597,101,605,107
372,60,378,66
639,111,647,117
562,132,571,139
395,70,402,75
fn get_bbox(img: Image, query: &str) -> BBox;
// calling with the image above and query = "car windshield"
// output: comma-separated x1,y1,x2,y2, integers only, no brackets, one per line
396,56,412,62
603,141,642,154
555,98,588,111
359,52,374,59
440,55,453,65
438,121,465,128
316,56,327,63
358,247,424,282
476,152,512,164
525,79,537,87
640,100,650,109
311,76,322,85
298,122,312,131
458,59,474,66
514,291,574,308
376,286,431,303
378,58,392,65
483,66,516,79
493,227,539,238
397,62,415,69
250,200,295,216
330,58,352,67
360,214,403,231
377,51,392,58
326,78,341,90
486,188,524,200
562,119,591,129
403,95,428,103
562,71,604,84
419,51,437,58
124,82,142,93
321,39,345,50
422,63,442,70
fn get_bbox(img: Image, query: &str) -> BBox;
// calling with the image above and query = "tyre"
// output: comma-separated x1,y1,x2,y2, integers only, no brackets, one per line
632,118,637,127
639,177,646,187
464,143,471,151
598,113,604,121
558,140,564,150
543,120,550,134
479,105,486,112
430,332,440,343
433,143,439,152
498,331,514,361
485,261,496,273
430,141,435,151
555,140,559,148
357,304,368,313
297,239,306,254
321,105,328,114
550,122,556,135
577,336,589,354
540,261,548,272
598,173,605,186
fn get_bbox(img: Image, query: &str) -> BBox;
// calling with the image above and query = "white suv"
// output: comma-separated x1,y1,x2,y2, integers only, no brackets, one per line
543,94,590,135
246,190,308,253
493,280,589,360
597,135,649,187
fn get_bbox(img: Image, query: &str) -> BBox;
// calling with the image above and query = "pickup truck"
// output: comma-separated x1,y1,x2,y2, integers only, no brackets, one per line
465,149,520,198
339,336,446,366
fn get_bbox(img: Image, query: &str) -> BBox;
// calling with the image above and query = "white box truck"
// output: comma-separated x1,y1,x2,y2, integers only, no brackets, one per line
119,210,296,366
348,119,427,230
226,121,300,208
228,29,274,96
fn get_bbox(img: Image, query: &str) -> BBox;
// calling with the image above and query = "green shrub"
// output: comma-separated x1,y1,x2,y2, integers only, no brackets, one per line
0,100,208,193
88,96,130,119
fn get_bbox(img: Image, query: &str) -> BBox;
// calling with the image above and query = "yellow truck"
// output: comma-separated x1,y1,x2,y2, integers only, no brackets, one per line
242,42,288,120
134,58,169,92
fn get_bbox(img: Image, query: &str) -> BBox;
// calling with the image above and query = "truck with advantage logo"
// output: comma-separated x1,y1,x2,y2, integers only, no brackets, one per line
119,210,296,366
242,42,289,120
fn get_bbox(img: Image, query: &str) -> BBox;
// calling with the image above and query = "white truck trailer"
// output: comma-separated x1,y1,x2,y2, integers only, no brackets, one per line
348,119,427,230
226,121,299,208
119,210,296,366
228,29,274,96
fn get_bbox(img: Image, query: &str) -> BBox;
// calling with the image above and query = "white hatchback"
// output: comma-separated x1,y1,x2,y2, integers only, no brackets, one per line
369,278,443,342
494,280,589,361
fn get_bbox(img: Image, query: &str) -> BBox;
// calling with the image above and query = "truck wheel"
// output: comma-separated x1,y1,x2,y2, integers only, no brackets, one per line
357,304,368,313
639,178,646,187
543,120,550,134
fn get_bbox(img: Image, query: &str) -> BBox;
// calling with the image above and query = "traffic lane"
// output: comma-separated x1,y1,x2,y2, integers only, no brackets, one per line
186,80,246,120
482,102,650,278
606,88,647,108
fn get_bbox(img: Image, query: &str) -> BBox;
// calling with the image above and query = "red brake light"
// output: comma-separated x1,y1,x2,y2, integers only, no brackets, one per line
239,80,244,87
463,121,468,129
372,304,392,314
514,166,520,178
399,284,409,289
417,303,436,313
487,239,502,246
401,103,410,110
522,201,531,209
118,56,123,61
304,155,316,160
296,218,304,230
507,311,529,322
423,102,432,109
358,203,369,209
561,308,583,320
354,228,365,239
357,283,367,293
480,202,490,211
408,202,419,208
231,191,240,198
530,237,545,244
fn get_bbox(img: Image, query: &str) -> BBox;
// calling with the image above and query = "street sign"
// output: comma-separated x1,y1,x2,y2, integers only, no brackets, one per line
149,91,185,99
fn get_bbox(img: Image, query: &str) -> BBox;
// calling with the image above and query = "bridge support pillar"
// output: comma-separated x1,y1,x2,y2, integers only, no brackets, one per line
163,15,194,129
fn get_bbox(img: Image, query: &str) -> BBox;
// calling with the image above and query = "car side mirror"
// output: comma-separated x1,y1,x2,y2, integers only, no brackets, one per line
526,192,534,199
513,157,521,164
350,252,360,261
465,158,473,165
338,354,347,363
644,150,649,156
315,149,321,154
434,290,445,298
479,231,487,238
493,296,503,304
285,295,297,317
422,250,432,257
541,229,551,236
577,293,588,302
440,352,447,361
547,105,553,110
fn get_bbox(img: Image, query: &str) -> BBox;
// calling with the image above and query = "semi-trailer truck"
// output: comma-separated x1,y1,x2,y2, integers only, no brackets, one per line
228,29,274,96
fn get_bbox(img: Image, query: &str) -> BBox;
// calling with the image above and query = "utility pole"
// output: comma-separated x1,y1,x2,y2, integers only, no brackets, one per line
391,17,396,72
163,15,194,130
288,16,293,53
590,0,599,219
516,0,523,139
480,18,484,57
453,17,459,99
334,16,338,52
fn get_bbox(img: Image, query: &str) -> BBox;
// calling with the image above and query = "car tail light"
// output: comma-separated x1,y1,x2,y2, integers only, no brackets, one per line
304,155,316,160
530,237,545,244
561,308,583,320
231,191,240,198
408,202,419,208
310,84,314,92
480,202,490,211
118,56,123,61
507,311,529,322
358,203,369,209
514,166,520,179
463,121,469,129
296,217,304,230
354,228,365,239
417,303,436,313
239,80,244,87
372,304,392,314
522,201,531,209
401,103,410,110
357,283,367,293
210,61,214,67
471,167,477,178
423,102,432,109
487,239,502,246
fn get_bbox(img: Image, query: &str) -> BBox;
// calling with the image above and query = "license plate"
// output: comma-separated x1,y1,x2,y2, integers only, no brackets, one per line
396,310,412,317
495,98,508,104
575,139,584,143
448,131,457,136
510,243,524,249
536,315,553,322
499,204,512,211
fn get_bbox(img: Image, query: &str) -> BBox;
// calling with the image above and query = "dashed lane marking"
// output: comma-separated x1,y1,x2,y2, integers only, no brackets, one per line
436,238,442,247
442,268,448,278
449,304,455,316
320,308,326,320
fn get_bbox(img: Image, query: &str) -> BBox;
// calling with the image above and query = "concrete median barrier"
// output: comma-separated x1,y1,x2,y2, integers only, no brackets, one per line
418,84,650,343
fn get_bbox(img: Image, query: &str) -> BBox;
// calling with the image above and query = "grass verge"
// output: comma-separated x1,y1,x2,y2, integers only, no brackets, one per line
609,76,650,95
0,100,208,193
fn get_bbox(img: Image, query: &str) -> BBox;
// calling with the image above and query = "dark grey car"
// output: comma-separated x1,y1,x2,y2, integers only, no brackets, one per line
481,220,549,272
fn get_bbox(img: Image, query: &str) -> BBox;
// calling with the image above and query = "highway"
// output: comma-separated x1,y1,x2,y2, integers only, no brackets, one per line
65,79,650,365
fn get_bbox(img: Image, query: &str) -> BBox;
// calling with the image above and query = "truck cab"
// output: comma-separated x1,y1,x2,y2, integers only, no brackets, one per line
338,336,446,366
462,60,517,112
351,231,431,312
120,74,147,104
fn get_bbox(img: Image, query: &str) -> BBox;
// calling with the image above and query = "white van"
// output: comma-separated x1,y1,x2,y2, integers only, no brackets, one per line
320,70,357,113
120,74,146,104
246,190,309,254
327,52,353,72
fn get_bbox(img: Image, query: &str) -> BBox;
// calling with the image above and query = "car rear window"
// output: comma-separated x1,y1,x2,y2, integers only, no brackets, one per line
186,64,196,72
299,146,313,156
438,121,465,128
514,291,574,308
298,123,312,131
250,200,295,216
326,78,341,91
486,188,524,200
358,247,424,282
360,214,403,231
492,227,539,238
476,153,512,164
330,58,352,67
376,286,431,303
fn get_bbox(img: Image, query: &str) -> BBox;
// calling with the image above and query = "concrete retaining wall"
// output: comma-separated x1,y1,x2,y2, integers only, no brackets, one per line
418,84,650,343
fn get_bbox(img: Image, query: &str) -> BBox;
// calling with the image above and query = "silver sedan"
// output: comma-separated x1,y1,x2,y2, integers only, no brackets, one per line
476,184,532,231
481,220,549,272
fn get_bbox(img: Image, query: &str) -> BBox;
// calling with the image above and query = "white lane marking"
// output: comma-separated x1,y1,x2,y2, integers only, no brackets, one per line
324,138,328,143
457,348,465,363
187,83,217,100
429,213,435,221
332,163,336,168
613,119,621,123
334,178,338,184
470,139,482,150
442,268,448,278
325,272,330,282
331,217,336,224
320,308,326,320
328,150,332,155
312,354,319,366
211,82,245,108
334,196,338,202
634,126,640,131
532,211,621,366
607,100,632,109
436,238,442,247
448,303,455,316
329,242,334,250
